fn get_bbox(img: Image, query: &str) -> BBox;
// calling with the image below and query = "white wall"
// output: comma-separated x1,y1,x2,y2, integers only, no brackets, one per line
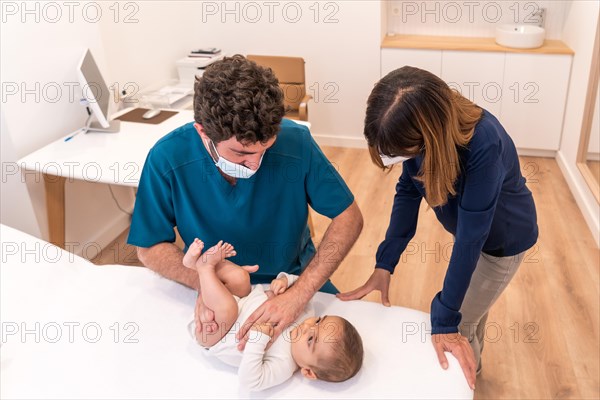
1,107,40,238
6,0,596,253
381,0,388,40
1,2,135,255
97,2,199,98
386,0,568,39
557,1,600,246
99,0,383,147
1,1,383,255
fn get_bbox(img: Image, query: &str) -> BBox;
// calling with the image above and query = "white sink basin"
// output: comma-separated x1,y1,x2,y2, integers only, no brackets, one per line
495,24,545,49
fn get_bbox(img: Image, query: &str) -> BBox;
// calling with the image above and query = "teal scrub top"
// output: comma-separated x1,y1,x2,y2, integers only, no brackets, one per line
127,119,354,283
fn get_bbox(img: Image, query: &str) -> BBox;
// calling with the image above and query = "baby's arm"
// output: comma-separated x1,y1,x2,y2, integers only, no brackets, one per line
238,325,297,391
269,272,299,295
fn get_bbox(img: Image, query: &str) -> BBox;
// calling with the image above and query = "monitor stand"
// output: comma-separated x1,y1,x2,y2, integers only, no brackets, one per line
86,119,121,133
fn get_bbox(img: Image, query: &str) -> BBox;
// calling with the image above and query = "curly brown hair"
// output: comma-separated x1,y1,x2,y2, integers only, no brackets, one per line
194,54,285,144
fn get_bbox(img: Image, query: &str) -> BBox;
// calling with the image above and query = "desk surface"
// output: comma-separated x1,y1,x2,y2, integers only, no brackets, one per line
18,110,310,187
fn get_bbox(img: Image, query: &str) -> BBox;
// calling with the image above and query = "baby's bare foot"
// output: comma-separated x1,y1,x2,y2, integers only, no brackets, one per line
183,238,204,269
198,240,236,268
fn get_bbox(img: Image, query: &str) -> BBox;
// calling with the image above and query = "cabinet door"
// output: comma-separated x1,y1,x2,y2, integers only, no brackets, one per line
501,53,572,151
441,51,505,117
381,48,442,78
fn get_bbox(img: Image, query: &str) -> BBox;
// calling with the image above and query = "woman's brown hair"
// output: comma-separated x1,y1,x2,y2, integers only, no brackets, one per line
364,66,482,207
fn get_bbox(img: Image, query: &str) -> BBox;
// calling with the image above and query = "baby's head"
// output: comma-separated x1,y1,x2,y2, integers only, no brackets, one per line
290,315,363,382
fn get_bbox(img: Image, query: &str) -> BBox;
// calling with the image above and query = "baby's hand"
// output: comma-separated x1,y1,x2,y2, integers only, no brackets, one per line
269,275,288,295
250,322,275,338
182,238,204,269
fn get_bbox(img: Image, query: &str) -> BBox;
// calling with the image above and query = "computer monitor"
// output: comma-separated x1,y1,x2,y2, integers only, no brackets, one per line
77,49,120,133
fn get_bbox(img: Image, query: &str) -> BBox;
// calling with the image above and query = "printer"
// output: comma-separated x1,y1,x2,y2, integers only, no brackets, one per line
176,53,226,86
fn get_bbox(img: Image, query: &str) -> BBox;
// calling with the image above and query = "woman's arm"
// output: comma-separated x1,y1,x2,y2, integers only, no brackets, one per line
375,165,423,273
430,136,505,392
431,139,505,334
338,165,422,304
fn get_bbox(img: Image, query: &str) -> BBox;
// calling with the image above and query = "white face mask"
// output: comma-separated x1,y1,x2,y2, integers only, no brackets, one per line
380,154,411,167
208,140,263,179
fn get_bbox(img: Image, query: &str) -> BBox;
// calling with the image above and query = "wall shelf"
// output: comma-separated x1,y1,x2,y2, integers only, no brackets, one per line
382,34,574,55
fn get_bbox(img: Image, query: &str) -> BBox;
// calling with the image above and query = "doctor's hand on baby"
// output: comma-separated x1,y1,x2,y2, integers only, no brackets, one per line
236,281,306,352
249,322,276,338
248,275,294,340
181,238,308,353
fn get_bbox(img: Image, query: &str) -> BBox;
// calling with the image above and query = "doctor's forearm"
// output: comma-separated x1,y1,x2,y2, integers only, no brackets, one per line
136,243,199,290
291,201,363,302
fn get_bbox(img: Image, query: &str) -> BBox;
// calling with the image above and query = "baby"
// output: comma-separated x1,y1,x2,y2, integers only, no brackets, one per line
184,238,364,391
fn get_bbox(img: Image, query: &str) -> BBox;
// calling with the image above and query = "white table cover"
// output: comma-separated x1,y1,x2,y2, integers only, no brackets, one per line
0,224,472,399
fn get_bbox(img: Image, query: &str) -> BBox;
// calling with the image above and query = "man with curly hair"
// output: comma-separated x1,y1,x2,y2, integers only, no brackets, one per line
128,55,363,349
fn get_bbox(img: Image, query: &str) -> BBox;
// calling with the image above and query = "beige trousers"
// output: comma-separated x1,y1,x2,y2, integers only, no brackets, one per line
458,251,526,372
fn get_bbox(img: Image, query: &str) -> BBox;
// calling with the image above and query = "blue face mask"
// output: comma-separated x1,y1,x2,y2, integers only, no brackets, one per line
208,140,263,179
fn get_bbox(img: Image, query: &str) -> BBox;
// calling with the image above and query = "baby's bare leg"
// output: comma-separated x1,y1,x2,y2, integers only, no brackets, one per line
184,239,260,342
215,260,258,298
192,240,239,347
184,238,258,298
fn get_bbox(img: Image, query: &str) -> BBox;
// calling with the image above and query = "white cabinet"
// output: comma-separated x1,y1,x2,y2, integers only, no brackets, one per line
501,53,572,151
441,51,505,117
381,48,441,77
380,48,572,152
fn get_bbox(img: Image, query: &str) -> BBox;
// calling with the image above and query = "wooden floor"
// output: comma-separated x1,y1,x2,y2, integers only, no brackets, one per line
93,148,600,399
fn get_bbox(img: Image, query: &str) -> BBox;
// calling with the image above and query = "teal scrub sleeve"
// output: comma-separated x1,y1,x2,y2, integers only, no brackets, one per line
127,149,177,248
304,135,354,219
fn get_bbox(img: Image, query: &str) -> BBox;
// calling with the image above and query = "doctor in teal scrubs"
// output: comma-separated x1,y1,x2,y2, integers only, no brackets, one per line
128,55,363,348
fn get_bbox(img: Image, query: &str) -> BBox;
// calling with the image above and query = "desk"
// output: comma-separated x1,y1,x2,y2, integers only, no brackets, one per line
18,110,310,248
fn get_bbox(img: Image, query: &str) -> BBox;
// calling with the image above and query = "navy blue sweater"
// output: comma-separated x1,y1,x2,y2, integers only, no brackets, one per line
375,109,538,334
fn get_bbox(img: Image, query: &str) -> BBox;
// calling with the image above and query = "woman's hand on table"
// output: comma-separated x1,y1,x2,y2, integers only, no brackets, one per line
432,332,477,391
336,268,392,306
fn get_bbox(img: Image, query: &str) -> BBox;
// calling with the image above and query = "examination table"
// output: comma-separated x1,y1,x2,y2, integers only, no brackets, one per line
0,224,473,399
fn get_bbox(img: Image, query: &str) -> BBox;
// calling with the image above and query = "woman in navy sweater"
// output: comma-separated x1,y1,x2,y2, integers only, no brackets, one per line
338,66,538,390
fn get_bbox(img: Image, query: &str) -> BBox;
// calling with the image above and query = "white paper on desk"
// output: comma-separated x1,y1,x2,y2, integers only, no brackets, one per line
156,85,194,104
